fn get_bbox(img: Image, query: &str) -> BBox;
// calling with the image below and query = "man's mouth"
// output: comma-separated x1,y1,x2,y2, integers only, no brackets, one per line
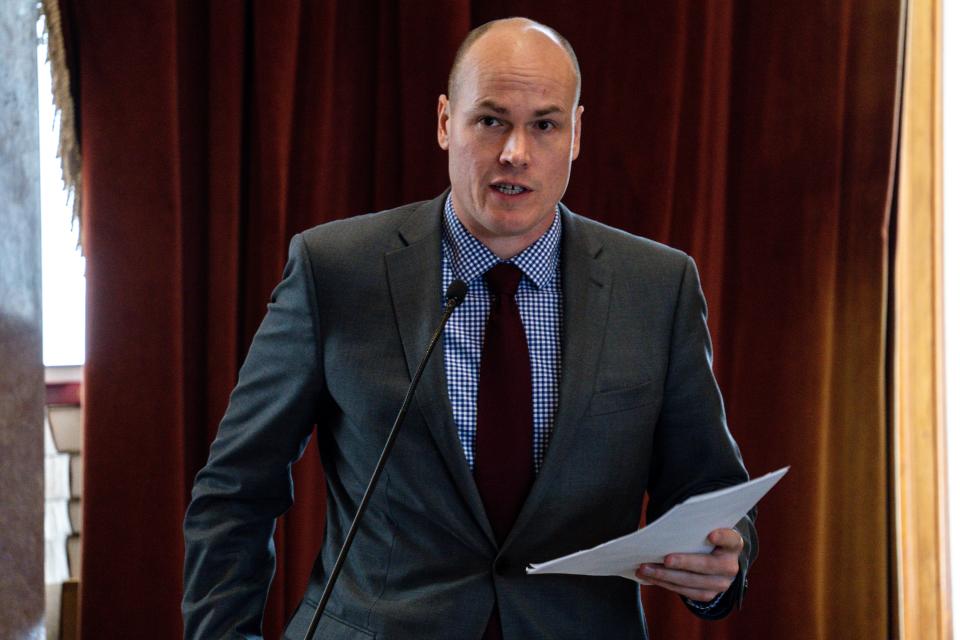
491,182,529,195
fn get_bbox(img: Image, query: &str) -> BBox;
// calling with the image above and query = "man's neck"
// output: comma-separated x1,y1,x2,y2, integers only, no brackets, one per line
452,211,558,260
482,237,540,261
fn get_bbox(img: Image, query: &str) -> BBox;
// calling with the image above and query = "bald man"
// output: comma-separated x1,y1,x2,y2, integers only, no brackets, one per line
183,18,756,640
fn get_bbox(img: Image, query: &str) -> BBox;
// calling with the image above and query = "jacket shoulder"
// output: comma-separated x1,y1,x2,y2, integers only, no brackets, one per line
562,207,691,273
297,197,435,256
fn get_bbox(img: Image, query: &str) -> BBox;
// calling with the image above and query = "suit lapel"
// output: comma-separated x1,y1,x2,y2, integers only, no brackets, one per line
504,207,612,549
384,192,497,545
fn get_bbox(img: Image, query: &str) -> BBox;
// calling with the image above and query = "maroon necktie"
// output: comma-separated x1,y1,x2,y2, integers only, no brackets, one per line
475,263,534,640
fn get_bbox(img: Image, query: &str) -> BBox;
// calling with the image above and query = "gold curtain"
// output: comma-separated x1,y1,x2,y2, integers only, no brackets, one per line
894,0,949,637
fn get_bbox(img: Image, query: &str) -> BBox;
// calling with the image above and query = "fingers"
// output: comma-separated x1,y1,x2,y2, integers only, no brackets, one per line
639,561,734,588
658,548,739,578
636,564,730,601
708,528,744,552
632,528,743,601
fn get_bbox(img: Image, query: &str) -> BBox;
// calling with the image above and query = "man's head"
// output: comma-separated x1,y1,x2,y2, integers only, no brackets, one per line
446,20,582,106
437,18,584,259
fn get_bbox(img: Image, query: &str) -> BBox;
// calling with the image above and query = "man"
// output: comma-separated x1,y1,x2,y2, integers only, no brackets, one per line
183,17,756,639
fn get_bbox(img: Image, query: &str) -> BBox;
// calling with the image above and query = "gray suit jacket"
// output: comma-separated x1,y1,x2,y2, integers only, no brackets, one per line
182,191,756,639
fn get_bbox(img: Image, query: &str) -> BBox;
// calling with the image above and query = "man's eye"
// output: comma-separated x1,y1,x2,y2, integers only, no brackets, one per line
479,116,501,127
536,120,556,132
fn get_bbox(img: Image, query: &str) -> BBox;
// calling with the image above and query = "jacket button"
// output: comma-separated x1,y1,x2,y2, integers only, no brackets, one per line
494,558,510,576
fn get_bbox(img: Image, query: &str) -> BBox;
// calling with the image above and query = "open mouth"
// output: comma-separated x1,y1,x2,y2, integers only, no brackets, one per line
491,182,530,195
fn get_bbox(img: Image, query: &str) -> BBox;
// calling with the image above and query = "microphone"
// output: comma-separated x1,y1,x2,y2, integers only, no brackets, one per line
302,279,468,640
445,279,468,309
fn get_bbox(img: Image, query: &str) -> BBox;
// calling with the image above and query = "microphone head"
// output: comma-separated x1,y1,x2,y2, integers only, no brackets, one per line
445,279,468,308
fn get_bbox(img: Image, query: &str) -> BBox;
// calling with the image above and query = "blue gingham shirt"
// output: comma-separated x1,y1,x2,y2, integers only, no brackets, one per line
441,195,562,473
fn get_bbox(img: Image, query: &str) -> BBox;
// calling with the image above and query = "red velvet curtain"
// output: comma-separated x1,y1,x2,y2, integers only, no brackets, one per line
66,1,902,638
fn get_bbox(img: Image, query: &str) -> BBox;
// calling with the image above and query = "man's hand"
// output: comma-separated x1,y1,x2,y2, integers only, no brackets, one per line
635,528,742,602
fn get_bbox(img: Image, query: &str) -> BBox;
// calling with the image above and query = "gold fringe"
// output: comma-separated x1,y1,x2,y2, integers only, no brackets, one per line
39,0,83,251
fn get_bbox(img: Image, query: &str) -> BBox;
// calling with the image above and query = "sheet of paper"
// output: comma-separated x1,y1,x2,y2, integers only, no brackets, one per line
526,467,789,583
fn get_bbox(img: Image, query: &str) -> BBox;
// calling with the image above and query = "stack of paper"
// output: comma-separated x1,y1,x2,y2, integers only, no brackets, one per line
526,467,788,583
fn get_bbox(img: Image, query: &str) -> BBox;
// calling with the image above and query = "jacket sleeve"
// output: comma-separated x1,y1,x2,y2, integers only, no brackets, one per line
645,255,758,619
182,234,325,639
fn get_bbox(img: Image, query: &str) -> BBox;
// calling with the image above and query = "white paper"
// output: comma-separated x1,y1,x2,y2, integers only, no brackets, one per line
526,467,789,583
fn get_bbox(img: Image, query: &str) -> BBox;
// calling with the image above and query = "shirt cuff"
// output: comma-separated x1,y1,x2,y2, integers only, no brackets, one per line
683,591,725,612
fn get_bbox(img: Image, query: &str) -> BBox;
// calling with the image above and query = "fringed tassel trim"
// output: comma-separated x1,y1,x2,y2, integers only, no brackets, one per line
40,0,83,252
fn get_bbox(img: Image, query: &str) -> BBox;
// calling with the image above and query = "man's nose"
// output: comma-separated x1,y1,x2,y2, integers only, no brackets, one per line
499,129,530,167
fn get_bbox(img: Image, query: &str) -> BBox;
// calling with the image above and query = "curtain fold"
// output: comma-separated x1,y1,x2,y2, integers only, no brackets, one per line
64,2,903,637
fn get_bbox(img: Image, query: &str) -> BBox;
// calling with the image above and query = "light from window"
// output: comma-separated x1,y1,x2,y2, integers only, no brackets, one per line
37,17,85,367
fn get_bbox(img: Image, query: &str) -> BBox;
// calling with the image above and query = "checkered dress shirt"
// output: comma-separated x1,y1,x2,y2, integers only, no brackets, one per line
441,195,562,474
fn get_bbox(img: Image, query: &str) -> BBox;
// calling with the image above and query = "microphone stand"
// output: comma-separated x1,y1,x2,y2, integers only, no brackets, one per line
302,280,467,640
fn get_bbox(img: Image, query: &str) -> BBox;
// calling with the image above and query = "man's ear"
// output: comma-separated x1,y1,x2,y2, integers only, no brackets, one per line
571,104,584,160
437,95,450,150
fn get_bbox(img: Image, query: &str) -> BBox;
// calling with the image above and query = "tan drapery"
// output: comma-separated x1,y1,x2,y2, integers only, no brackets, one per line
894,0,950,637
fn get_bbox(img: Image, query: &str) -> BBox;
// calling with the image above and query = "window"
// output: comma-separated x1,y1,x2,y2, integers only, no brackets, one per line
37,16,85,367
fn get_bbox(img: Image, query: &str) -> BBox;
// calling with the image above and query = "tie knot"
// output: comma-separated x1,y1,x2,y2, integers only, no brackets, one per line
484,263,523,296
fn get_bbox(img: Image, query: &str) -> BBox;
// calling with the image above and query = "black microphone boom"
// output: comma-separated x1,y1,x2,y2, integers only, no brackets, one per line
301,279,468,640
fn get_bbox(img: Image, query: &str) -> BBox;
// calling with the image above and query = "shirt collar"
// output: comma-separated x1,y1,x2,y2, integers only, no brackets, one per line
442,193,562,289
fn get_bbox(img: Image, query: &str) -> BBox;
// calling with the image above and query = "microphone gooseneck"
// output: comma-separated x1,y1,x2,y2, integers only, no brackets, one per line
302,280,467,639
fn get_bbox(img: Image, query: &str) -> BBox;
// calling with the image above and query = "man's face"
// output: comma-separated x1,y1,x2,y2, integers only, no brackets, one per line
437,28,583,258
